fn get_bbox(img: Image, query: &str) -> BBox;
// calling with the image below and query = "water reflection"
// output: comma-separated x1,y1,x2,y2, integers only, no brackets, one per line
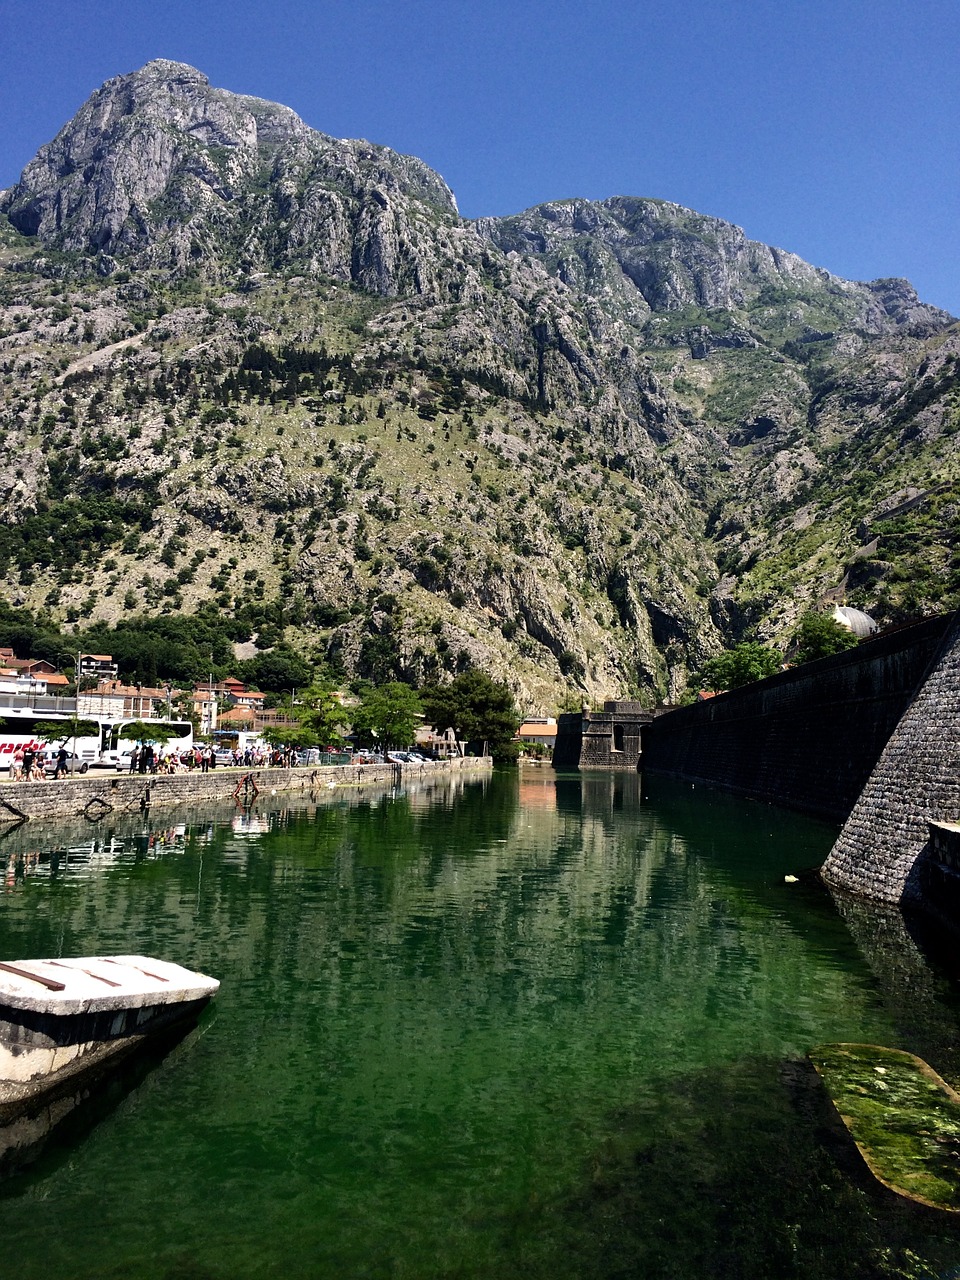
0,1020,206,1182
0,770,958,1278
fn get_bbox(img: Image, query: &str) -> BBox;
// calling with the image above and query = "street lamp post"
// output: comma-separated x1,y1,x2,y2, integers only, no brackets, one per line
55,652,76,712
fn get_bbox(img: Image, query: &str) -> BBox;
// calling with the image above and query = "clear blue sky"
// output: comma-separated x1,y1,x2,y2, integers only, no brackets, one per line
1,0,957,313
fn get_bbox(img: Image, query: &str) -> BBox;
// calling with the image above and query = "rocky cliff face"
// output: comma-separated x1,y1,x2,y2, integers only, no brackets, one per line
0,62,957,707
479,196,951,353
2,60,460,295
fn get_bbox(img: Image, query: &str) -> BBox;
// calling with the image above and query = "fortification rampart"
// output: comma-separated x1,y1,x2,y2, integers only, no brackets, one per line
640,615,952,823
821,612,960,904
552,701,655,770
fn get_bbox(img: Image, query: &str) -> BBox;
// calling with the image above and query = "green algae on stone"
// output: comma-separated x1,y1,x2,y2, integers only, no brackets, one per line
810,1043,960,1211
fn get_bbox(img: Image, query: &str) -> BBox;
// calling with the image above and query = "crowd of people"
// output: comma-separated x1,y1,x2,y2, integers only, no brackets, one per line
10,746,44,781
126,743,303,774
7,740,313,782
9,744,72,781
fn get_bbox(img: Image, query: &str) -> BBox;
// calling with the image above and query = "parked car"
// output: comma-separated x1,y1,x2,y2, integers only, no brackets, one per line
89,753,120,770
98,747,134,770
113,749,137,773
42,750,89,776
113,748,162,773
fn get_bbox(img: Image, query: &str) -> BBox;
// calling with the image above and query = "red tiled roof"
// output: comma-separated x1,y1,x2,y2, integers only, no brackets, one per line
219,707,256,724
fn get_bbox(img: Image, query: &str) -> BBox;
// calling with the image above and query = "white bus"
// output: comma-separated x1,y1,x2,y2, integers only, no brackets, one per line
0,709,193,770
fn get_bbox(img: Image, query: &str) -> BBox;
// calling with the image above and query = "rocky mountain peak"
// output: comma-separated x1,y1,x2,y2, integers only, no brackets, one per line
0,61,457,291
131,58,210,83
477,196,953,337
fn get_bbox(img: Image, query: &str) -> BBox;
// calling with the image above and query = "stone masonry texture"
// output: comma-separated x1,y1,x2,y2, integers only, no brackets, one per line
821,610,960,904
0,757,491,825
641,615,952,823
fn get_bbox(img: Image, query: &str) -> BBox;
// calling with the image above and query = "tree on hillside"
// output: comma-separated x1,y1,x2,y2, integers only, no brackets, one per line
791,611,859,664
290,683,347,748
239,647,314,694
260,723,316,751
695,642,782,693
420,670,520,762
351,682,423,751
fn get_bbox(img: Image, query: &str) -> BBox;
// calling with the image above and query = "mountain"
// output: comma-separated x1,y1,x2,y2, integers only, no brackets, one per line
0,60,957,707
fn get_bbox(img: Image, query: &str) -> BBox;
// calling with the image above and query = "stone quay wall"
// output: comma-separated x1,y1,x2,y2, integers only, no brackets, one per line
0,756,493,825
640,614,953,823
821,611,960,904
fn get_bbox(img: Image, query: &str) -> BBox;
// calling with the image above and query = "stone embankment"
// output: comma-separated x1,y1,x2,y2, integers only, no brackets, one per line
0,757,492,824
821,611,960,904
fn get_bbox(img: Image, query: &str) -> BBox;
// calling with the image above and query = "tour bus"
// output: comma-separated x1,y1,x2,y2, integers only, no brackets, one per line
0,708,194,771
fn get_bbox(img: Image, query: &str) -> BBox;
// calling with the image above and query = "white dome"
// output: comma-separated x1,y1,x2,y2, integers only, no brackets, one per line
831,605,878,638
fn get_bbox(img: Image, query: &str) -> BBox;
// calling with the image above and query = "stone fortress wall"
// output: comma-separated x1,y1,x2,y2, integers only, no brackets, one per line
640,614,953,824
821,610,960,904
553,701,655,770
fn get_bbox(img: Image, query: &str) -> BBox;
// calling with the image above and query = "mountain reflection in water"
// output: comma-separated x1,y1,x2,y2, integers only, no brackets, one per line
0,769,959,1279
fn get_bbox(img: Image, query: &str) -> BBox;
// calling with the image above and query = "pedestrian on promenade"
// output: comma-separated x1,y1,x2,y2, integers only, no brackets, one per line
21,746,36,783
129,745,140,774
54,745,69,779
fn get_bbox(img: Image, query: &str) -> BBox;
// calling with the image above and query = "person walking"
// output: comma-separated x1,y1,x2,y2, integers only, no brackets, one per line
21,745,36,783
54,744,69,779
129,745,140,775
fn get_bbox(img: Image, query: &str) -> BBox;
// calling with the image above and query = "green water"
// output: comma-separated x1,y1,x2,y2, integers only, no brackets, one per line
2,769,960,1279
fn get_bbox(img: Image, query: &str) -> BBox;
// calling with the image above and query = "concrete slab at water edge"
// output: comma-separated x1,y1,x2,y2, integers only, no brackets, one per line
0,955,219,1015
0,955,219,1121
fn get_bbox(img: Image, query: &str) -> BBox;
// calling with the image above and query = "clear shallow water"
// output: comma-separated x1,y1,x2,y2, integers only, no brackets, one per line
1,769,960,1278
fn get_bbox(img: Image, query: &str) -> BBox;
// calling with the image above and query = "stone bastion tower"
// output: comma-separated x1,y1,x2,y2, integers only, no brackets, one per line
821,608,960,905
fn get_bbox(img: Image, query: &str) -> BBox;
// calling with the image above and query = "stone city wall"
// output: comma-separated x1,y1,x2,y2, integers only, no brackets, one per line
0,756,493,825
821,612,960,904
640,614,952,823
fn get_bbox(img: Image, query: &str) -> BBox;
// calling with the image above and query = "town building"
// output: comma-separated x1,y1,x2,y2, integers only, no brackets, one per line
78,654,119,682
78,681,175,721
515,718,559,752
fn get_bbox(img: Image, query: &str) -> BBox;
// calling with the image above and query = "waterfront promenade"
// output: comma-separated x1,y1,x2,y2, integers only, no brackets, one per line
0,756,492,823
